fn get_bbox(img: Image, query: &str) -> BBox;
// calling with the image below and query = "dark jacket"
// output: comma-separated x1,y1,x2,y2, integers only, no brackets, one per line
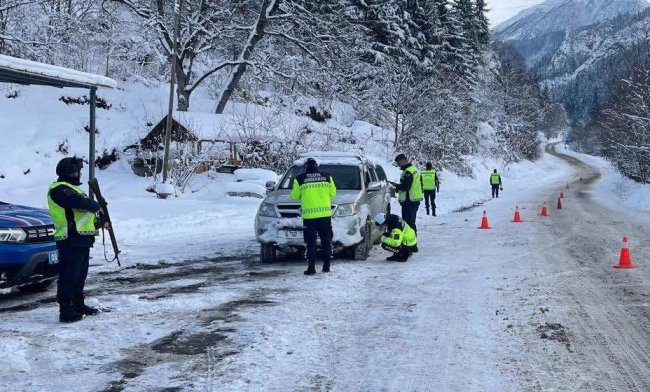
49,176,101,248
384,213,404,233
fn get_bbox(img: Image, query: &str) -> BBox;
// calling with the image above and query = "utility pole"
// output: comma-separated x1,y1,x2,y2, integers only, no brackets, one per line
161,0,184,186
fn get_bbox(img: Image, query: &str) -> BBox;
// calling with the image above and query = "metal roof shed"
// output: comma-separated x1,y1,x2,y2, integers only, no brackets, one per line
0,54,117,196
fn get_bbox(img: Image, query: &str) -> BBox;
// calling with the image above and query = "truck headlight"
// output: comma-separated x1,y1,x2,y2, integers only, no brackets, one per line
0,228,27,243
334,203,360,217
258,202,279,218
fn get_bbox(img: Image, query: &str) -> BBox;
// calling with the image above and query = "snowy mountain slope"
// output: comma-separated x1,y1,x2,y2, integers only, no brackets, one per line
493,0,650,122
493,0,648,41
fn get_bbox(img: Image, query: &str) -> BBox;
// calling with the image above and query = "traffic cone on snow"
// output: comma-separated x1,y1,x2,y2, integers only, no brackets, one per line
479,210,491,229
512,206,523,223
560,191,565,199
557,197,563,210
614,236,635,269
540,202,549,217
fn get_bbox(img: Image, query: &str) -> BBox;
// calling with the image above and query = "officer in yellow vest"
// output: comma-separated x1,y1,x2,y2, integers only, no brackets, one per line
290,158,337,275
48,157,105,323
490,169,503,198
391,154,422,251
421,162,440,216
374,213,417,262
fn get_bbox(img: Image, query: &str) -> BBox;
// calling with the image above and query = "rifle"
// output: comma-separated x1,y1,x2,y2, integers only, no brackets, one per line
88,178,121,266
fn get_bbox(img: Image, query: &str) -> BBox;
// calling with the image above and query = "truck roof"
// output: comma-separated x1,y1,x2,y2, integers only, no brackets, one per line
297,151,367,166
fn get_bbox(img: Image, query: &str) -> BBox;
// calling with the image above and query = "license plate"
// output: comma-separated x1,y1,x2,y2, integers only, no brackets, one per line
286,230,300,238
48,251,58,265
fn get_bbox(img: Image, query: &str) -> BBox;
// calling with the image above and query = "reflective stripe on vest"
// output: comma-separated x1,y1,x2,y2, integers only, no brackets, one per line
381,222,417,248
47,182,98,240
421,170,437,190
490,173,501,185
399,165,423,202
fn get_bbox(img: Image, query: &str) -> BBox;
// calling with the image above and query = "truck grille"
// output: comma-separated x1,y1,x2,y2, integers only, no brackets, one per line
276,204,336,218
276,204,301,218
24,225,55,243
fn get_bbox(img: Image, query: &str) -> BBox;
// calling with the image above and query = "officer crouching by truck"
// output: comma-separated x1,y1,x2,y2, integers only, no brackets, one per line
47,157,108,323
374,212,417,262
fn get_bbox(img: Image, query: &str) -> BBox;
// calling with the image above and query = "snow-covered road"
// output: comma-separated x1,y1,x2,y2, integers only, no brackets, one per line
1,144,649,391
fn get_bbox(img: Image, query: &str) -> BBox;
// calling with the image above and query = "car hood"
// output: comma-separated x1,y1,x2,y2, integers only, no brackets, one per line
0,203,53,228
263,189,361,206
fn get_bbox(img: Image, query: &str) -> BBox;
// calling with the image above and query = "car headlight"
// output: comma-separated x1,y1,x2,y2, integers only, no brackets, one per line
334,203,360,217
0,228,27,243
258,202,279,218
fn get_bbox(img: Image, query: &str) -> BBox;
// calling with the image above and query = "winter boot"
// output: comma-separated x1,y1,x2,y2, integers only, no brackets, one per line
386,254,400,261
304,264,317,275
411,245,419,253
426,208,430,215
74,300,99,316
322,263,330,273
433,206,437,217
59,302,84,323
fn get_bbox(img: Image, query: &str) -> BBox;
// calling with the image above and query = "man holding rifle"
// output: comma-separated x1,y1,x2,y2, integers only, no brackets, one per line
47,157,109,323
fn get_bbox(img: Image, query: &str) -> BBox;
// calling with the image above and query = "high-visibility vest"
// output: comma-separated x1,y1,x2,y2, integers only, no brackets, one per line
398,165,423,203
421,170,437,191
381,222,417,250
290,171,337,219
490,173,501,185
47,182,98,240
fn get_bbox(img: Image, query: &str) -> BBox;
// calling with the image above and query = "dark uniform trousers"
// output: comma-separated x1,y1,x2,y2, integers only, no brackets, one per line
57,244,90,306
491,185,500,198
303,217,332,267
400,201,420,235
424,190,436,213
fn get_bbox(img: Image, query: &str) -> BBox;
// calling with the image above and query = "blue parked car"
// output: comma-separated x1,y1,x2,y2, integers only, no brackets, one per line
0,201,58,292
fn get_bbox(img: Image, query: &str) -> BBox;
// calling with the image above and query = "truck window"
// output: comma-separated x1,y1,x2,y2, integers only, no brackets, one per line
279,164,361,190
374,165,387,181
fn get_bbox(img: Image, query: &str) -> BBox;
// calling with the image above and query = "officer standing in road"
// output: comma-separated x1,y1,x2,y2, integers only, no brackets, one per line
47,157,105,323
374,212,417,262
490,169,503,198
421,162,440,216
290,158,337,275
391,154,422,250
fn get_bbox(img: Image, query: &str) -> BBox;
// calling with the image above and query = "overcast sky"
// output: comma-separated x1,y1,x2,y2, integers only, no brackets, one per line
487,0,546,26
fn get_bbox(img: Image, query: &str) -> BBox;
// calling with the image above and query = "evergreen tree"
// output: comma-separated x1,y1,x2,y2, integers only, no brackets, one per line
475,0,490,47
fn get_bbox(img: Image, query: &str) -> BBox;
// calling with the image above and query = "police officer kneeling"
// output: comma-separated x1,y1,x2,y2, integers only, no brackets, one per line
374,213,417,262
290,158,337,275
48,157,106,323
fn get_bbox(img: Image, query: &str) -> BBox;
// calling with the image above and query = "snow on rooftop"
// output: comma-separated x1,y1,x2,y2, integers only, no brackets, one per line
0,54,117,89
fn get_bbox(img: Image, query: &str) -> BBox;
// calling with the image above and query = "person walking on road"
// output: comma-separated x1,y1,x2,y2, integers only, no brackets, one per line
490,169,503,198
290,157,337,275
390,154,422,250
374,213,417,262
421,162,440,216
47,157,107,323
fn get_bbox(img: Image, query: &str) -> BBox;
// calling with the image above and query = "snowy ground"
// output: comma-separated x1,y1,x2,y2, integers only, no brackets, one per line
2,143,649,391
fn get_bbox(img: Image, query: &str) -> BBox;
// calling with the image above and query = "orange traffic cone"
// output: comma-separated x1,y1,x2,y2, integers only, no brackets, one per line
540,202,549,217
557,197,563,210
614,236,635,269
479,210,491,229
560,191,564,198
512,206,523,223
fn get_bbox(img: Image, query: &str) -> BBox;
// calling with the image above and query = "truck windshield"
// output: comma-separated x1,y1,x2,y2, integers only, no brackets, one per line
279,164,361,190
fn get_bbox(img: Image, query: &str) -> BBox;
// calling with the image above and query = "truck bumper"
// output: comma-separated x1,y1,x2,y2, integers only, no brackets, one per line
0,250,59,289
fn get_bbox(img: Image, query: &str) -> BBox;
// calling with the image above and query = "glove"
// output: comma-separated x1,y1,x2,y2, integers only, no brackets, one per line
500,186,503,191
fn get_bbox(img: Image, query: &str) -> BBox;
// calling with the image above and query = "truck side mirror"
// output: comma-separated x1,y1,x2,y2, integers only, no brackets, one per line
265,180,277,192
367,181,382,192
